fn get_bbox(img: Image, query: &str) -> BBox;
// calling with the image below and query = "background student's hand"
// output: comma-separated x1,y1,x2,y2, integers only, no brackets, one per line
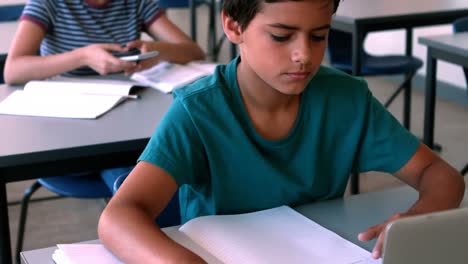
124,40,161,74
358,212,412,259
79,43,139,75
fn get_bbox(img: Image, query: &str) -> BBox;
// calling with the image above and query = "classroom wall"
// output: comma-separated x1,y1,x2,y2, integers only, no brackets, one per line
1,2,466,93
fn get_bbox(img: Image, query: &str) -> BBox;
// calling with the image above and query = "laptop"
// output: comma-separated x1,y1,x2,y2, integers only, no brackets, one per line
382,207,468,264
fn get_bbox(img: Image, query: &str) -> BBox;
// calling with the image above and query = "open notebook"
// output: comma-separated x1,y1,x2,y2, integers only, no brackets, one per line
0,80,141,119
52,206,379,264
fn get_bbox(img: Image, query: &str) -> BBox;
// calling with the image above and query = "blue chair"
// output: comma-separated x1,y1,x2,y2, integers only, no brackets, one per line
113,173,181,227
4,5,113,262
15,173,112,263
0,54,6,84
453,16,468,176
453,17,468,97
0,4,24,22
327,29,424,194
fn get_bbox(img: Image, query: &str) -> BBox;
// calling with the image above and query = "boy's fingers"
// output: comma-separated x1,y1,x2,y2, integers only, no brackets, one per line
372,232,386,259
358,224,382,242
102,44,128,52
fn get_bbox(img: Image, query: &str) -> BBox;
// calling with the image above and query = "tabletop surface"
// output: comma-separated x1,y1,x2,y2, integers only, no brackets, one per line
0,81,172,169
20,178,468,264
419,32,468,57
335,0,468,21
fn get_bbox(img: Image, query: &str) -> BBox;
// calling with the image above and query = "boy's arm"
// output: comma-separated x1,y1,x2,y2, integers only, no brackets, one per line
358,143,465,259
124,14,205,74
4,20,137,84
98,161,206,263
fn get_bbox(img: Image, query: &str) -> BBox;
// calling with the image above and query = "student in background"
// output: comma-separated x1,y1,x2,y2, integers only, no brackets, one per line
3,0,205,194
98,0,465,262
3,0,205,84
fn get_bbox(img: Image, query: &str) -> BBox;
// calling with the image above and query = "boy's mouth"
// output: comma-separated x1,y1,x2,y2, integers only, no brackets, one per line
285,71,310,81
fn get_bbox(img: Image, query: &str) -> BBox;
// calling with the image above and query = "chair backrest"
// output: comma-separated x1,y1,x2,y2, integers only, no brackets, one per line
453,17,468,33
327,29,353,66
0,54,6,84
453,16,468,88
113,173,181,227
0,4,24,22
159,0,202,8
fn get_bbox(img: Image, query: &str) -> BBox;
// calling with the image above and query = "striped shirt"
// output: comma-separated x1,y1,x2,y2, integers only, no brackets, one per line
21,0,162,76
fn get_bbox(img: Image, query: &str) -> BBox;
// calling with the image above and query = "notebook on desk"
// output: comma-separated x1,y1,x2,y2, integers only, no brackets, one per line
0,80,141,119
52,206,379,264
382,207,468,264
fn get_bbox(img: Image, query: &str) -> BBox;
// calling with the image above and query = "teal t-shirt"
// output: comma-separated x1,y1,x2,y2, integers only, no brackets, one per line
139,57,419,223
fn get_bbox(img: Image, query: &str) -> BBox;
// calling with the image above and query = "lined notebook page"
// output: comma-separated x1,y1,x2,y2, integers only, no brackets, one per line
179,206,382,264
23,80,136,96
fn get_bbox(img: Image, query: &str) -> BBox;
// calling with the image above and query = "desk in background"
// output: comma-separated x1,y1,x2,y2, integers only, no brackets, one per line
332,0,468,193
0,83,173,264
19,178,468,264
333,0,468,76
419,32,468,149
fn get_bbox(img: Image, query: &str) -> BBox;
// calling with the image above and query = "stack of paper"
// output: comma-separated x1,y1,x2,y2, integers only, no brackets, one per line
53,244,123,264
131,61,217,93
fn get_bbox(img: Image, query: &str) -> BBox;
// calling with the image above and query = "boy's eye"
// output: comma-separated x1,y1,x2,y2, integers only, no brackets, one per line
271,34,291,42
310,35,326,42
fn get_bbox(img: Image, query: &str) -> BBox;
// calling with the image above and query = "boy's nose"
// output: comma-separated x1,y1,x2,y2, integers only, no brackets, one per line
291,40,311,65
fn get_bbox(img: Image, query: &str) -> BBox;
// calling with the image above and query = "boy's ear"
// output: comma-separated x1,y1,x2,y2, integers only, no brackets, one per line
221,11,243,44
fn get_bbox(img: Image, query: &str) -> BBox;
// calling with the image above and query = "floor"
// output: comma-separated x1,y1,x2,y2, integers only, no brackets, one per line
5,6,468,259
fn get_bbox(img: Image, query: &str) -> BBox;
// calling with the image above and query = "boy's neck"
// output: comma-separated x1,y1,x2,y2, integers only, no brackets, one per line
236,62,301,140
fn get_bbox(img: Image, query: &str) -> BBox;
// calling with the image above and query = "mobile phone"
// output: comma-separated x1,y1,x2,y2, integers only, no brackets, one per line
119,51,159,62
111,47,141,58
111,48,159,62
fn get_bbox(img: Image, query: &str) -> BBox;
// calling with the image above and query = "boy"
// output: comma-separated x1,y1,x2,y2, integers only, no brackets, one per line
4,0,205,84
98,0,465,262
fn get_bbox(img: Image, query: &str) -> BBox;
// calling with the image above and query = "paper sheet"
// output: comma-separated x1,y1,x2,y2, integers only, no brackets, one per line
179,206,382,264
52,244,123,264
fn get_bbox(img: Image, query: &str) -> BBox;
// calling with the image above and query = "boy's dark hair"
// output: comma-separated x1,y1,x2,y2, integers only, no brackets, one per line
222,0,341,31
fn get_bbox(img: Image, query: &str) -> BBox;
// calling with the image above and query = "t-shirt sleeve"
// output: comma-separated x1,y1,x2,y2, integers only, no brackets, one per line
20,0,53,32
138,97,207,186
353,88,420,174
139,0,164,29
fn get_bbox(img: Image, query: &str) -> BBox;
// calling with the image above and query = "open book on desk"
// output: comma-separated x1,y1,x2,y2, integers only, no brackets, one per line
131,61,217,94
52,206,381,264
0,80,141,119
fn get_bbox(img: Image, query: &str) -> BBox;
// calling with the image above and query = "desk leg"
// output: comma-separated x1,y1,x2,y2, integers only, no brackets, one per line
423,50,437,149
0,181,12,264
189,0,197,42
208,0,217,59
403,28,413,130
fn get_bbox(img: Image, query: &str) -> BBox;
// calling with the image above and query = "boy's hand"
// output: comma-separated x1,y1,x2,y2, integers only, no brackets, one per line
358,212,412,259
80,44,138,75
124,40,161,74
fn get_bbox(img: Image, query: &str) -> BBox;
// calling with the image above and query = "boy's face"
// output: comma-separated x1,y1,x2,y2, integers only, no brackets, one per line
235,1,333,95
